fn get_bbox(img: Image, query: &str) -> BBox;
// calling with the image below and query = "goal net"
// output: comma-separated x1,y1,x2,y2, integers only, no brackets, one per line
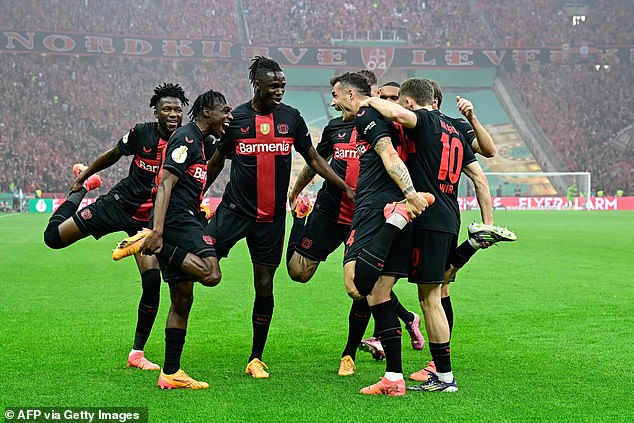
459,171,592,210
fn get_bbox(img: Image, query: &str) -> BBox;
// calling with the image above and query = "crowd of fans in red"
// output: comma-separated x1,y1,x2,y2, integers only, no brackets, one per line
1,0,631,196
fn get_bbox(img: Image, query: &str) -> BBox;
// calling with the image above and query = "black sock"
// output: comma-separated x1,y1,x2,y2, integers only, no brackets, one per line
371,300,402,374
450,241,477,268
441,296,454,337
43,189,87,249
250,295,274,362
164,327,186,374
353,223,401,296
157,242,188,268
342,298,371,359
429,342,451,374
391,292,414,325
286,216,306,265
132,269,161,351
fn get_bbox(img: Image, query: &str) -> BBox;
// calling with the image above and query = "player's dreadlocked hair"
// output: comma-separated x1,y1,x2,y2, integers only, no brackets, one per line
149,82,189,108
188,89,227,120
248,56,283,87
330,72,371,97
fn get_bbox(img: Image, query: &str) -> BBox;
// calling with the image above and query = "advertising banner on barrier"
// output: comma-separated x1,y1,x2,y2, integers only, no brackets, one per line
458,196,634,211
30,196,633,213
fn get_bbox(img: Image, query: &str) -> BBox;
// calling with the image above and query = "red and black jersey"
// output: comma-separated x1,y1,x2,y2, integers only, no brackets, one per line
405,109,477,234
110,122,167,222
353,106,405,210
161,122,213,217
314,117,358,225
216,102,312,222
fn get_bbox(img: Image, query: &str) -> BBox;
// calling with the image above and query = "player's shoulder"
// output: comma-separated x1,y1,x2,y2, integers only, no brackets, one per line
277,102,304,120
443,114,471,130
325,116,353,131
133,121,159,135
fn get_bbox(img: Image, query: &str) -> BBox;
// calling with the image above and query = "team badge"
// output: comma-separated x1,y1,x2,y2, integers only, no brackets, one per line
171,145,188,164
360,47,395,79
277,123,289,134
80,208,92,220
301,237,313,249
260,123,271,135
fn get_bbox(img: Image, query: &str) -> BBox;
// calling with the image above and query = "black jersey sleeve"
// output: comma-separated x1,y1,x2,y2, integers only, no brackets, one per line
317,123,335,158
163,133,194,177
355,107,392,148
292,113,313,154
117,123,144,156
451,117,476,146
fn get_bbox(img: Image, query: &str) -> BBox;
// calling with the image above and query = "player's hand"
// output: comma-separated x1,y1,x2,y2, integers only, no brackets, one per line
288,192,299,213
141,230,163,255
404,191,428,218
456,96,474,120
69,178,84,194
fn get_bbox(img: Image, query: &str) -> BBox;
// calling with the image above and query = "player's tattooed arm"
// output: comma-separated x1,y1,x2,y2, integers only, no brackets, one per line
289,162,321,208
374,137,427,217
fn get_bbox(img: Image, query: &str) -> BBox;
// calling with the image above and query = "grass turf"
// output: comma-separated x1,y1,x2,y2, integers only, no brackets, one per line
1,211,633,422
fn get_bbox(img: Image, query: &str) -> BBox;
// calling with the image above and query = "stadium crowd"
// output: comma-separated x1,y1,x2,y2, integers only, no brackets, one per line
1,0,632,196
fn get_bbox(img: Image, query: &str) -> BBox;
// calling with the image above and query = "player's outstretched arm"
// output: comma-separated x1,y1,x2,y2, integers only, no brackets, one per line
70,145,123,192
360,97,417,129
463,161,493,225
142,169,179,255
456,96,496,158
300,147,354,203
374,137,428,217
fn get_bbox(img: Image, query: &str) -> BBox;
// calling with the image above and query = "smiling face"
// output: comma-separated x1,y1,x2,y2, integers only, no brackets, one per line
253,71,286,113
331,82,358,122
154,97,184,137
205,102,233,138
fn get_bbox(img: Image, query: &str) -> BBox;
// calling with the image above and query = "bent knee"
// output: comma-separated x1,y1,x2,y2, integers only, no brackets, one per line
200,270,221,287
43,227,66,249
287,266,312,283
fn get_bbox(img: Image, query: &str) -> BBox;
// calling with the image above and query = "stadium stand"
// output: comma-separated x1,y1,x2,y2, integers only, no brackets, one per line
1,0,632,197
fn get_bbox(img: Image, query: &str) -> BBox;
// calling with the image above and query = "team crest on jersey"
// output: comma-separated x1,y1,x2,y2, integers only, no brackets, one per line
277,123,289,134
80,208,92,220
172,145,188,164
260,123,271,135
301,237,313,249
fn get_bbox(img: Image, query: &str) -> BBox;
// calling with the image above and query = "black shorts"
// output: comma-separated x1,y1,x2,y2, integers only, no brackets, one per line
156,211,217,284
343,207,412,277
72,193,146,239
204,203,285,267
409,229,457,284
294,209,350,262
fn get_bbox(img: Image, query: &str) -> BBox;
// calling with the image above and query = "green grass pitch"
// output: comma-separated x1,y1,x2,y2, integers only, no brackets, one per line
1,211,633,422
